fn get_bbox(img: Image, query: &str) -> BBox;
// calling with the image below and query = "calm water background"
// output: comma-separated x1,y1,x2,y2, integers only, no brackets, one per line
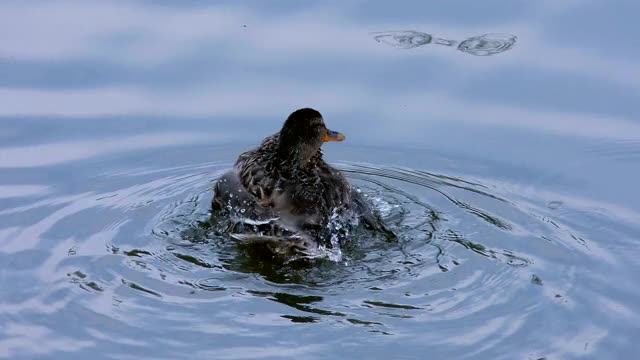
1,1,640,359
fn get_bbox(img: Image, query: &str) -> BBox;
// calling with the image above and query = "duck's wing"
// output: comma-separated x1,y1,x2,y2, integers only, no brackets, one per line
235,134,281,209
212,170,275,219
316,161,352,209
212,170,238,211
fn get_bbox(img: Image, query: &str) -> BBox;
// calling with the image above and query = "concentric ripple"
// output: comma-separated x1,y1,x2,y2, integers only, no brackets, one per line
372,31,433,49
143,161,582,323
373,30,517,56
457,33,517,56
3,156,635,359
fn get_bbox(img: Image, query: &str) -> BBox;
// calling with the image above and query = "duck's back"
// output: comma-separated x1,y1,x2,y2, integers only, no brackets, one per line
211,140,394,241
217,134,351,219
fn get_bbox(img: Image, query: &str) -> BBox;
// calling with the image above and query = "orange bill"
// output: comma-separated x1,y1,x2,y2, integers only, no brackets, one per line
324,129,346,142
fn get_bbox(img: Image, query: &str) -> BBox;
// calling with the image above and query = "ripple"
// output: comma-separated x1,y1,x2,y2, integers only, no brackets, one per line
372,30,516,56
0,133,210,168
248,291,346,317
372,31,433,49
363,300,423,310
5,156,632,359
147,160,558,324
457,33,517,56
586,139,640,162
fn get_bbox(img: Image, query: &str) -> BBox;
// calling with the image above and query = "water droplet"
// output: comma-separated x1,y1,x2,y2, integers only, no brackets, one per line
372,30,432,49
457,33,517,56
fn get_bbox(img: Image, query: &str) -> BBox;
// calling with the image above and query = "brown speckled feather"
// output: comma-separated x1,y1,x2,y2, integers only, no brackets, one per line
235,133,352,220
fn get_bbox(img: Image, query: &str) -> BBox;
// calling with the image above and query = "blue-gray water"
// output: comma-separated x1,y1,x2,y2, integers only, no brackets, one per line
1,1,640,359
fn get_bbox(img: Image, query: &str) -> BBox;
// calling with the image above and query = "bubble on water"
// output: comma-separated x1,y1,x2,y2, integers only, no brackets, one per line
457,33,517,56
372,31,433,49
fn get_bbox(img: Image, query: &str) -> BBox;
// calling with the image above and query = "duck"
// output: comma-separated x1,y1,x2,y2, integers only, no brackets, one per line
211,108,393,247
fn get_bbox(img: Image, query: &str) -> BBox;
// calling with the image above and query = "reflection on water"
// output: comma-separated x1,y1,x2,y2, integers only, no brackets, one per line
373,30,516,56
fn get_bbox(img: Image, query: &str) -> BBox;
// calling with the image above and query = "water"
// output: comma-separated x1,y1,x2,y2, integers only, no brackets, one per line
1,1,640,359
372,31,516,55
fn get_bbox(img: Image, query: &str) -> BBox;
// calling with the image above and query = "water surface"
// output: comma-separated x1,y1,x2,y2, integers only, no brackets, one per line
1,1,640,359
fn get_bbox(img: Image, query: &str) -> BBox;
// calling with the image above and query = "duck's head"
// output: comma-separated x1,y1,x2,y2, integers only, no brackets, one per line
277,108,345,162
